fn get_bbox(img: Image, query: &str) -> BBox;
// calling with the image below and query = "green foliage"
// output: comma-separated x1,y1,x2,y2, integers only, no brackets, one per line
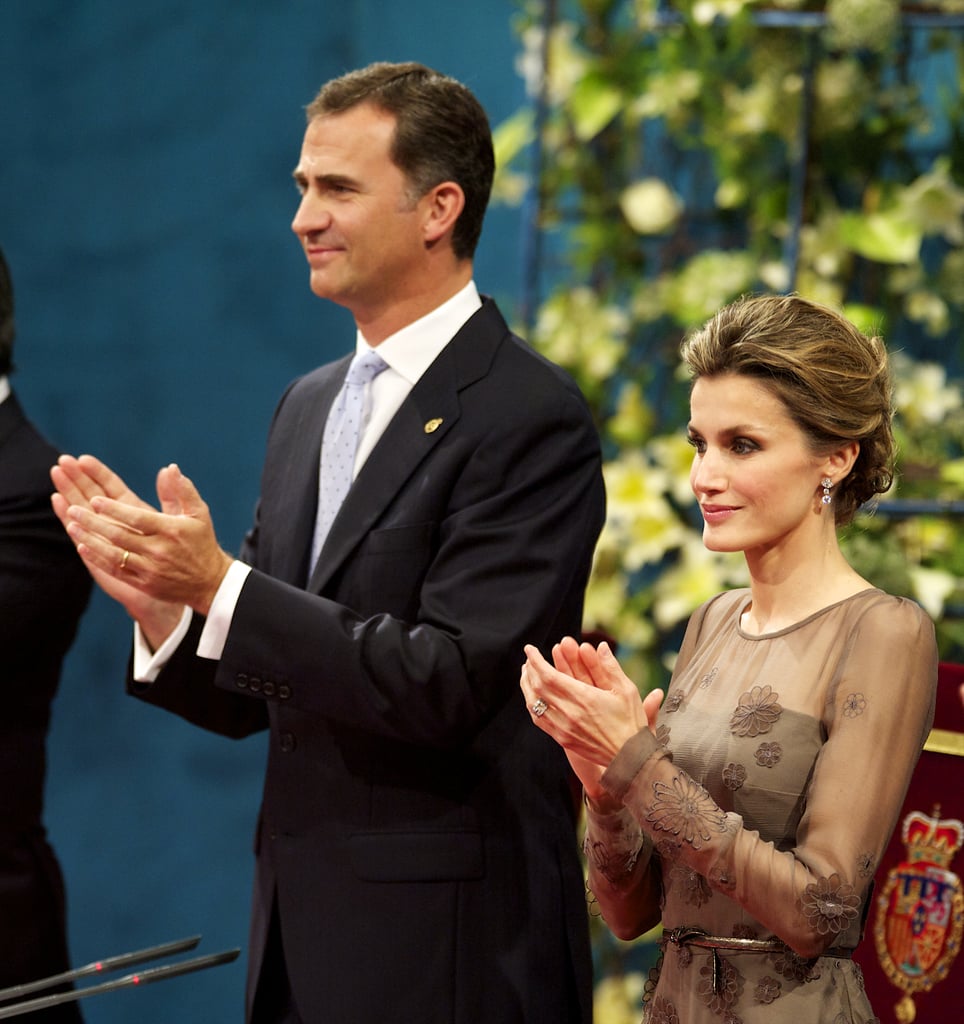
494,1,964,691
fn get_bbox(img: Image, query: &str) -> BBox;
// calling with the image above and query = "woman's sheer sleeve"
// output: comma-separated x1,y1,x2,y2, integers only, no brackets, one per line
583,796,662,940
597,595,938,957
583,599,712,939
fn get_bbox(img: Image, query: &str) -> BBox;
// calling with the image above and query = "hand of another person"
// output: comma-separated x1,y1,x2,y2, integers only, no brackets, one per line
521,637,663,804
51,455,233,640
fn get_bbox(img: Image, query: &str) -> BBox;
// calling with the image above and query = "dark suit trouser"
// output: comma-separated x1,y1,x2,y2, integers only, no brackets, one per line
0,831,83,1024
250,898,303,1024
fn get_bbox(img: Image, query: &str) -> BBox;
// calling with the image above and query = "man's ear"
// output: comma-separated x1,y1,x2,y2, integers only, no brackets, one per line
421,181,465,245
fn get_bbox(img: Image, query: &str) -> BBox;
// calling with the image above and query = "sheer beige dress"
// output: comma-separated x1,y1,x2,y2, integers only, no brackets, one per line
585,588,938,1024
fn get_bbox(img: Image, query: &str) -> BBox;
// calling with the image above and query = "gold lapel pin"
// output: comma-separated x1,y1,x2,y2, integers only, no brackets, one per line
424,418,443,434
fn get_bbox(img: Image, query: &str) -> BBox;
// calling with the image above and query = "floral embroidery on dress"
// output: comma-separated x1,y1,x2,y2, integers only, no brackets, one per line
584,836,641,886
730,685,782,737
648,995,680,1024
699,666,718,689
656,723,672,748
665,691,685,713
647,774,728,849
754,975,781,1004
671,862,713,908
655,838,678,861
770,946,821,983
801,874,861,935
842,692,868,718
852,957,867,993
584,880,602,917
697,955,743,1015
642,957,663,1005
857,851,876,879
754,741,782,767
722,762,747,790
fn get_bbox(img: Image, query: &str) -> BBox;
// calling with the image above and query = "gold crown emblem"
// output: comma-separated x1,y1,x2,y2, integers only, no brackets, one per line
902,806,964,870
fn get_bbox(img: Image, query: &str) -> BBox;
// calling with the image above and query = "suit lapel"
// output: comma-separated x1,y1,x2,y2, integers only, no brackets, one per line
306,298,507,594
276,358,349,587
0,391,26,452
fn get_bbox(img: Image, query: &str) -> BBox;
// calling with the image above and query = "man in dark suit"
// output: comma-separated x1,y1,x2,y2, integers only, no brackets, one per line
0,245,91,1022
50,63,604,1023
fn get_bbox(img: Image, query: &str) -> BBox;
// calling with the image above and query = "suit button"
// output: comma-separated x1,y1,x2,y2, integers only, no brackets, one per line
235,674,248,690
279,732,297,753
278,684,292,701
263,681,276,697
249,676,263,693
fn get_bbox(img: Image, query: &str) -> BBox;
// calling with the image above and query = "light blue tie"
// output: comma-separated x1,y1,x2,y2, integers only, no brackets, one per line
310,348,389,567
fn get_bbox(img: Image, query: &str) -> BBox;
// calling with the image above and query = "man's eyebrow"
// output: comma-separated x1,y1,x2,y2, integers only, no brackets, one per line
291,169,358,189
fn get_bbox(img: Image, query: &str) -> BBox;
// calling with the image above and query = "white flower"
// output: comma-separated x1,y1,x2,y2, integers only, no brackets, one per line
631,69,702,120
653,544,741,629
896,157,964,246
715,177,747,210
759,261,791,293
532,288,629,378
692,0,750,26
593,971,647,1024
904,290,949,336
649,434,699,507
908,566,957,620
663,250,757,326
826,0,901,53
603,452,689,570
621,178,683,235
815,59,868,133
893,354,962,426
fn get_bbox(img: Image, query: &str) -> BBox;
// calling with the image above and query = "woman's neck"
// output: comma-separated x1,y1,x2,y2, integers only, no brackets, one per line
741,540,870,635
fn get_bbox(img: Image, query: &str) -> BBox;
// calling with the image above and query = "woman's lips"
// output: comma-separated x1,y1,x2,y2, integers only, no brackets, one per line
701,504,738,524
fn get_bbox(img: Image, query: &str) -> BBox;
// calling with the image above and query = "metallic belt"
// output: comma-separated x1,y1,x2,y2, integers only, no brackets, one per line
661,926,853,993
664,925,853,958
659,929,852,999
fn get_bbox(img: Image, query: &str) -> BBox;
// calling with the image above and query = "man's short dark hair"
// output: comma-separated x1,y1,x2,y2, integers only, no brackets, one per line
0,246,14,376
306,62,495,262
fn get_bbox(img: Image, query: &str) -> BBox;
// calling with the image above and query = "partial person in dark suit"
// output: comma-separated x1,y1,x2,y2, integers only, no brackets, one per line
50,63,605,1023
0,245,91,1022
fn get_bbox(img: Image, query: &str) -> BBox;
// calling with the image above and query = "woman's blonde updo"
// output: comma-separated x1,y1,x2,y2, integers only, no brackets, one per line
680,293,895,525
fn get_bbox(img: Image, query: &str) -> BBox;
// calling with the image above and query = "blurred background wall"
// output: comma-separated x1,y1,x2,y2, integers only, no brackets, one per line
1,3,527,1020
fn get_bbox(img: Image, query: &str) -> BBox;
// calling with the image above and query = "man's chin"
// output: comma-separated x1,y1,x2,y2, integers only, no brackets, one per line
307,272,336,300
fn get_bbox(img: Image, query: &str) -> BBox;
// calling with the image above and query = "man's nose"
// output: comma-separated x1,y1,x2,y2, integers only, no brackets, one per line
291,194,330,236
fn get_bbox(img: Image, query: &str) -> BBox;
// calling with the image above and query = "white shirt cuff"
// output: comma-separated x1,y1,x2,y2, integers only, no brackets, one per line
133,607,193,683
197,559,252,660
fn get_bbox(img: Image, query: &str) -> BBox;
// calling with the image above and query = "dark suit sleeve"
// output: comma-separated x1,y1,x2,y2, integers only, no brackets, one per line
129,613,268,739
211,338,604,749
0,402,92,827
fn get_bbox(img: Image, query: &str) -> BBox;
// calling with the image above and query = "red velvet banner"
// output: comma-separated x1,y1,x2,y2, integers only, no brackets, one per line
854,662,964,1023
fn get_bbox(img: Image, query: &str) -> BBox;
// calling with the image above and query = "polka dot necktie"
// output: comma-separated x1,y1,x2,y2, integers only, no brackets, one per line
310,348,389,569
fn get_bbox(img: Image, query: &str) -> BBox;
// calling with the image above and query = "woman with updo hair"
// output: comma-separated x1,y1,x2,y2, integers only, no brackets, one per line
521,294,937,1024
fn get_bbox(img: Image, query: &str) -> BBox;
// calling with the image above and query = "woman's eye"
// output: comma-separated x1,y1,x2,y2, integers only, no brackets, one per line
686,435,706,454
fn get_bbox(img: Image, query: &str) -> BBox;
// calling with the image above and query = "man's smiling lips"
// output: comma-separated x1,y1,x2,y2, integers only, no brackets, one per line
304,239,343,263
306,247,336,261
